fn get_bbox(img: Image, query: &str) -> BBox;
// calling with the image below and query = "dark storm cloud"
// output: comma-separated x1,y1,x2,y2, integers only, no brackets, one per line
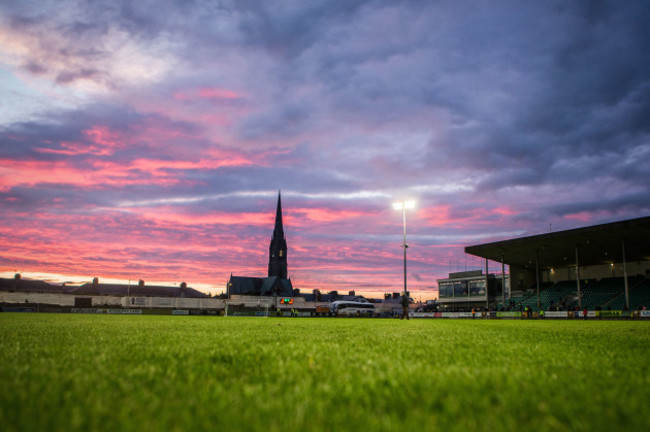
549,190,650,219
402,0,650,202
235,0,371,58
238,102,313,140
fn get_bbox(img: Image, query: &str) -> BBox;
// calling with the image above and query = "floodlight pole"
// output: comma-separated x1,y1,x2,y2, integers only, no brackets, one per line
575,246,582,310
535,250,541,310
401,204,408,297
622,240,629,310
501,255,506,306
393,201,414,299
485,259,489,310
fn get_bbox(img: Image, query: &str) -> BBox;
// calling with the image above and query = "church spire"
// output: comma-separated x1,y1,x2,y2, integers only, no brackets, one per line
268,191,288,279
274,190,284,237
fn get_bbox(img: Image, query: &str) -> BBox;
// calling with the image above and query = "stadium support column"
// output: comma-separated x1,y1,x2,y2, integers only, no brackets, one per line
535,250,541,310
403,206,408,298
501,255,506,306
622,239,630,310
575,246,582,310
485,258,490,310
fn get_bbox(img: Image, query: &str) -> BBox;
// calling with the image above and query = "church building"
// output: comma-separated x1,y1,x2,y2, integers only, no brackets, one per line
226,192,294,297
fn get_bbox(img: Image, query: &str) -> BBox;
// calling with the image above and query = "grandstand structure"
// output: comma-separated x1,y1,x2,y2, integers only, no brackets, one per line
464,216,650,311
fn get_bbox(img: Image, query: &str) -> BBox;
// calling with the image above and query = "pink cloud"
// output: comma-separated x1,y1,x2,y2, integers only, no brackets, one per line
292,207,366,222
419,205,459,226
173,87,242,101
84,126,122,149
418,204,520,229
198,87,241,100
134,207,274,227
0,151,253,191
493,206,516,216
564,212,593,223
34,126,126,156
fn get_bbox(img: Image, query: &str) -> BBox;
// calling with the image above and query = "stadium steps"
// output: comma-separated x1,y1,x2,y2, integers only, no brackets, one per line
605,277,650,310
566,277,625,310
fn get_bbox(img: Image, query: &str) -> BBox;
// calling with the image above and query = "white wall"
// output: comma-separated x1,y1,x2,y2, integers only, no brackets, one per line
0,292,225,309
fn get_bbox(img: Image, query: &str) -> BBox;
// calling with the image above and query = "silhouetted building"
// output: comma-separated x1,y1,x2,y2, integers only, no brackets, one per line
0,274,65,293
0,276,207,298
268,191,288,279
227,192,294,297
68,278,207,298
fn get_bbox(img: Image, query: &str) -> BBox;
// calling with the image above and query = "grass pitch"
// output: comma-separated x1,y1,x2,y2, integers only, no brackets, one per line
1,314,648,431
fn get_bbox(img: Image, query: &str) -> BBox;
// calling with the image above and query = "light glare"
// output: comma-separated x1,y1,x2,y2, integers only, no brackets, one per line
393,200,416,210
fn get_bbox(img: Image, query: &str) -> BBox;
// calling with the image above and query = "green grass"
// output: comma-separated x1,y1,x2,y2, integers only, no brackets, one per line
1,314,649,431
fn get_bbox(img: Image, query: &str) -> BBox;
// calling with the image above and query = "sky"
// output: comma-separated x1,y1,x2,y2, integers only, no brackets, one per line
1,0,649,299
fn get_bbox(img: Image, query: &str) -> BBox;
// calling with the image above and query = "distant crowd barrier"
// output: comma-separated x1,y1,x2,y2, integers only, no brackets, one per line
409,310,648,319
2,290,648,319
0,291,225,309
71,308,143,314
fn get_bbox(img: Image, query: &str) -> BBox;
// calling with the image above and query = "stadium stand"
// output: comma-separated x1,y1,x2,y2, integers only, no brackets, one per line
497,278,640,312
514,281,579,311
606,278,650,310
464,216,650,312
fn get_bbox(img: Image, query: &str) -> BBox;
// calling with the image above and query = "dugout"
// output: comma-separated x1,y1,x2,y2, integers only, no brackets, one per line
464,216,650,310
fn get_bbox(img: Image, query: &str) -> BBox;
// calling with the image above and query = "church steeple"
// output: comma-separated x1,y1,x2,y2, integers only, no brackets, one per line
274,190,284,237
268,191,288,279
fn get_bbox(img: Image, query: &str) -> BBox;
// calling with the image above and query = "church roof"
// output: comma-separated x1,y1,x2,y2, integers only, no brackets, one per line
228,275,293,296
228,276,264,295
260,276,293,296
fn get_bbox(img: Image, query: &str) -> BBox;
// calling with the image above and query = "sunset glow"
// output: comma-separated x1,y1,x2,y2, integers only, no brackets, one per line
1,1,648,299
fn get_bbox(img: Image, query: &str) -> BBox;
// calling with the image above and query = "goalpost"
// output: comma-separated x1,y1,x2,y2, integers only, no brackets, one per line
257,299,271,317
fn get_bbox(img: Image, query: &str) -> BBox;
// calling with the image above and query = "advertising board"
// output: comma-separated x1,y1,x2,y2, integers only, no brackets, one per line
544,311,568,318
152,298,174,307
129,297,146,306
496,312,522,318
172,309,189,315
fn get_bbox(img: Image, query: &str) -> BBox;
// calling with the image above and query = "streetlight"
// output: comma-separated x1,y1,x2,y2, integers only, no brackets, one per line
392,200,416,298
